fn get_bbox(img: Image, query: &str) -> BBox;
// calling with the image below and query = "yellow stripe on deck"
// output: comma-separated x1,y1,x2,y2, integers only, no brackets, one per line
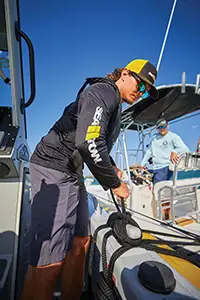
99,202,115,213
143,232,200,290
175,218,195,227
104,207,110,211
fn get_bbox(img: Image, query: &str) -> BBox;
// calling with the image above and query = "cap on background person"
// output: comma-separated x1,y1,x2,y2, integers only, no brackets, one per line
156,118,168,129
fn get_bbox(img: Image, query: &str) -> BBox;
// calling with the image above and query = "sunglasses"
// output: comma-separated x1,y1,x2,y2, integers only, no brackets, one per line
131,72,149,97
157,125,167,130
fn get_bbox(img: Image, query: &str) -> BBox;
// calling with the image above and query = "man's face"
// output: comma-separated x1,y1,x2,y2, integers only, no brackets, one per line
120,70,151,104
158,124,169,136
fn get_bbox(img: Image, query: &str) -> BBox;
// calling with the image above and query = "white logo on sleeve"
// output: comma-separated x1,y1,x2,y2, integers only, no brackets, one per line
87,106,103,163
91,106,103,125
88,140,102,163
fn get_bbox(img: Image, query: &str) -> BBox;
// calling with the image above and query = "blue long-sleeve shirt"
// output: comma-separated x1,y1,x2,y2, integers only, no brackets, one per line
141,131,190,170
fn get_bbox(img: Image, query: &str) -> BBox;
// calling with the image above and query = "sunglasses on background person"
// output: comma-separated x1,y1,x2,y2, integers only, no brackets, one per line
157,125,167,130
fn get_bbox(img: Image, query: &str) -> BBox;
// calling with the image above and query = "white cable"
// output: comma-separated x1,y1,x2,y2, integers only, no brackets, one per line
157,0,177,72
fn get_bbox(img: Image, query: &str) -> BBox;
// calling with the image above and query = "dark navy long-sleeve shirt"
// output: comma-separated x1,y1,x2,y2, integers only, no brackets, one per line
31,78,121,190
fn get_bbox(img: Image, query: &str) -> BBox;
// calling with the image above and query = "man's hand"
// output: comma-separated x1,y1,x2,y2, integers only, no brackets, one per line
130,164,146,170
112,182,130,199
113,166,123,179
170,152,179,164
141,165,147,170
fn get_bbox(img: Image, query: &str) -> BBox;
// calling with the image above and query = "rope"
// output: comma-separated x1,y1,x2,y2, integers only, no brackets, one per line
88,190,200,299
95,191,200,242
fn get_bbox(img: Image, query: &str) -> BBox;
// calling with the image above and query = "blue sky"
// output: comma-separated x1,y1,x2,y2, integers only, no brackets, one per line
1,0,200,173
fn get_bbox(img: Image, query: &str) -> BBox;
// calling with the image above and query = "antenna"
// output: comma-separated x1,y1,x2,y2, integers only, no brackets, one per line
181,72,186,93
195,74,200,94
156,0,177,72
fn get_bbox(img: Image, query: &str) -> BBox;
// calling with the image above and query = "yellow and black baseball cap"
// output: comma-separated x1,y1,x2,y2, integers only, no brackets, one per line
125,59,159,100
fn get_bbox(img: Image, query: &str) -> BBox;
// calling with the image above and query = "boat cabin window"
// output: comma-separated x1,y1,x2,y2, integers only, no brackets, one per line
0,0,12,107
0,51,11,108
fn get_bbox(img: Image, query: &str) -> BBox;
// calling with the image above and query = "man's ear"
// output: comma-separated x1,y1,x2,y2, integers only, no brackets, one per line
120,68,129,81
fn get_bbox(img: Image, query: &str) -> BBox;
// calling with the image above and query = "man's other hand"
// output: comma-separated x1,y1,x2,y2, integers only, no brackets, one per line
170,152,179,164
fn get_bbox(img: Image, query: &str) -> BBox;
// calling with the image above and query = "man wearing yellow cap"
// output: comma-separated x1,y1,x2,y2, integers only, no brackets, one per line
21,59,158,300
